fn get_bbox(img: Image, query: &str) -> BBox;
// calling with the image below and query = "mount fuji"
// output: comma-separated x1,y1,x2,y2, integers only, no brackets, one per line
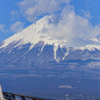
0,16,100,78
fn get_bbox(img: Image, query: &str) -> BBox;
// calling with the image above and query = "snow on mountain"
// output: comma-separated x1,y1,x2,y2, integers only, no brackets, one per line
1,15,100,62
0,13,100,79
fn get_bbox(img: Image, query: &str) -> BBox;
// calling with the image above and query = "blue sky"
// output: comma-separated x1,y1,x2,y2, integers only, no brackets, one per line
0,0,100,42
71,0,100,25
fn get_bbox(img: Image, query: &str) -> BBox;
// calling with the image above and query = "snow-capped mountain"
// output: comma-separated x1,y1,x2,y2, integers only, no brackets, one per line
0,16,100,79
1,16,100,61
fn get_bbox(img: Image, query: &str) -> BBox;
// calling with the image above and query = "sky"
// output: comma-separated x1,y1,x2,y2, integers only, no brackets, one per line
0,0,100,45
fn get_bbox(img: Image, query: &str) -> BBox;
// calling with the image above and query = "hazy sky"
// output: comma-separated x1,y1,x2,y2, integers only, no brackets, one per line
0,0,100,42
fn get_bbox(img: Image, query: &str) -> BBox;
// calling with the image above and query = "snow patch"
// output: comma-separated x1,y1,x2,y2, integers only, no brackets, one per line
29,44,35,50
41,44,46,52
62,52,69,60
62,48,70,60
53,44,59,62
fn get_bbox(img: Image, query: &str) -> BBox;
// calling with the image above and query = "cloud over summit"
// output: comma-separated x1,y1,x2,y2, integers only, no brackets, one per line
34,6,100,47
13,0,100,48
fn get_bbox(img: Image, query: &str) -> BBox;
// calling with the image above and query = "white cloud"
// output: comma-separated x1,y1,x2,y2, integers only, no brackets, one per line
11,10,19,21
33,6,100,47
81,10,92,19
0,25,5,32
18,0,70,22
10,21,24,33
